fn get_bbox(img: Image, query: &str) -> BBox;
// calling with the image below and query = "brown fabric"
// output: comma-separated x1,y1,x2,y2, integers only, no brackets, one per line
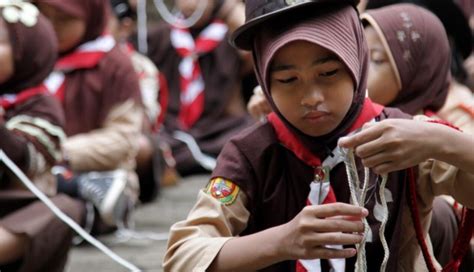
362,4,451,115
36,0,109,46
145,23,254,175
253,5,368,157
0,191,85,272
429,197,458,267
61,46,141,136
1,94,64,173
0,6,62,174
0,12,57,93
213,107,412,271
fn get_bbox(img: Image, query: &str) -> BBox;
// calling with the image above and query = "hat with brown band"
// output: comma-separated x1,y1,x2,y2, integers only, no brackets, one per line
231,0,359,50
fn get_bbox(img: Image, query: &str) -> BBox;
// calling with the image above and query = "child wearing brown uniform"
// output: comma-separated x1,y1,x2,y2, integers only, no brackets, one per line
165,1,474,271
0,2,84,271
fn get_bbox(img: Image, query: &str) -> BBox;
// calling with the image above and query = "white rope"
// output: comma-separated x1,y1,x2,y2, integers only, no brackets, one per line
0,151,142,272
342,148,390,272
343,149,369,272
152,0,208,28
172,130,216,171
137,0,148,54
378,175,390,272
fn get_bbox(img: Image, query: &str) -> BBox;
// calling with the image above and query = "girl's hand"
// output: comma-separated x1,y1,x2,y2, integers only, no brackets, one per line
247,86,271,121
278,202,367,260
338,119,434,174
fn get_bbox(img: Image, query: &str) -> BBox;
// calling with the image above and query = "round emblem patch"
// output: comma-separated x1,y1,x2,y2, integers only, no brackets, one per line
205,178,240,205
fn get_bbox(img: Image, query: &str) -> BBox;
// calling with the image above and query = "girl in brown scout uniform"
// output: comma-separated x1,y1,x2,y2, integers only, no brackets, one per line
165,1,474,271
35,0,143,227
0,2,84,271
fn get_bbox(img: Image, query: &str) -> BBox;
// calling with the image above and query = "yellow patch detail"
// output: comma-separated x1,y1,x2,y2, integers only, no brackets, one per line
205,178,240,205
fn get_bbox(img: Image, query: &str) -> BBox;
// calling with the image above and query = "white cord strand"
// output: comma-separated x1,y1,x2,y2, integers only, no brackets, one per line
137,0,148,54
344,149,369,272
378,174,390,272
0,151,141,272
153,0,208,28
172,130,216,171
342,148,390,272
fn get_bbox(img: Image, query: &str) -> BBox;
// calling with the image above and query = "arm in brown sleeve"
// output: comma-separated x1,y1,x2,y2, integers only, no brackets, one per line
418,159,474,209
2,95,65,176
63,99,143,172
163,189,250,271
0,124,29,171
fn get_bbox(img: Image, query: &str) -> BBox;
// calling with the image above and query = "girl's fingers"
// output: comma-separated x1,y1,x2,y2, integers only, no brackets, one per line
360,151,393,168
328,215,369,221
314,218,365,233
307,247,357,260
338,124,383,149
311,203,368,218
307,233,364,246
354,137,387,159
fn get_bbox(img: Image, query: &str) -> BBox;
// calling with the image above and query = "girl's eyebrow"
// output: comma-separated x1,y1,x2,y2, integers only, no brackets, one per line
270,55,340,72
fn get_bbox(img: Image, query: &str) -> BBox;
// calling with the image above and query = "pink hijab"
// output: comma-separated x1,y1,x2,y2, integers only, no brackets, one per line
0,10,57,93
253,5,369,156
362,4,451,115
36,0,109,46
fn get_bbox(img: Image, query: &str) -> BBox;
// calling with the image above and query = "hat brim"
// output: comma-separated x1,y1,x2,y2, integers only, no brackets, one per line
230,0,357,50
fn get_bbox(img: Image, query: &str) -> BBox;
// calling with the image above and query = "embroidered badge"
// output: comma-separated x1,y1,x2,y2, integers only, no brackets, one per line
205,178,240,205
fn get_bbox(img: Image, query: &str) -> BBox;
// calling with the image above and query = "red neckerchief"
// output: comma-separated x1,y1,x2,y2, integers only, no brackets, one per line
268,98,384,168
0,84,48,110
170,20,228,129
44,35,116,102
269,98,384,272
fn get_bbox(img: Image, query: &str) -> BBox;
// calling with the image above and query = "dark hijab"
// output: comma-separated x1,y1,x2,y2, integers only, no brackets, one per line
0,4,57,93
253,5,369,156
362,4,451,114
36,0,109,45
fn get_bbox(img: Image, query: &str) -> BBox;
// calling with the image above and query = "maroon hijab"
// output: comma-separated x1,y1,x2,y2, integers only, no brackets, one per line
36,0,109,46
362,4,451,115
253,4,369,156
0,8,57,93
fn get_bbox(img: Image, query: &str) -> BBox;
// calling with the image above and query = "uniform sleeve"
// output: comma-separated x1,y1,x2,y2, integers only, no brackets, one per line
2,94,65,177
412,115,474,208
163,181,250,272
418,159,474,209
63,100,142,172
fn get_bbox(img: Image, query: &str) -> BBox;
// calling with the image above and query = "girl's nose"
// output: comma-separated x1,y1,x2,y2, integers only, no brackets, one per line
301,86,324,107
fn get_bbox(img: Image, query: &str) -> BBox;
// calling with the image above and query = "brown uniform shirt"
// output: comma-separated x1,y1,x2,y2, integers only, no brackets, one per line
164,115,474,272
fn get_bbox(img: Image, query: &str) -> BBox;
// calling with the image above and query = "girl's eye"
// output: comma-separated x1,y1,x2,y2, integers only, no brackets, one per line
320,69,339,77
276,77,297,84
371,58,386,65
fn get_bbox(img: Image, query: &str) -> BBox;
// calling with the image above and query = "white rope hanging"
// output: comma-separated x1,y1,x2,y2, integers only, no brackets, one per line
0,151,142,272
341,148,390,272
137,0,148,54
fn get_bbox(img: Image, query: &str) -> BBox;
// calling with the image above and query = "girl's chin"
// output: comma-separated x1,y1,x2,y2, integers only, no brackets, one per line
300,127,333,137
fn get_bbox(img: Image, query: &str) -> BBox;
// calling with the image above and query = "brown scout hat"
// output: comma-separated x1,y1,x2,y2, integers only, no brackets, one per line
231,0,359,50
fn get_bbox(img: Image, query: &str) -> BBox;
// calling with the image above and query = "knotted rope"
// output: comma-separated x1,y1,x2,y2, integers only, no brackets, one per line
342,148,390,272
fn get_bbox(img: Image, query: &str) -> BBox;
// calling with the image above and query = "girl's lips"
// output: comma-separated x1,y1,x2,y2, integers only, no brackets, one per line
303,111,330,120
